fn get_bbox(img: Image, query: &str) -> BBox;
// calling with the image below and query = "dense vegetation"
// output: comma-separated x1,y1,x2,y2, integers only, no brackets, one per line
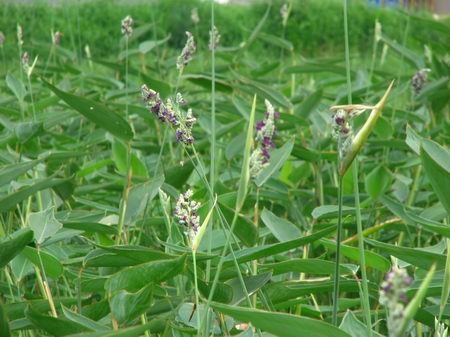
0,0,449,337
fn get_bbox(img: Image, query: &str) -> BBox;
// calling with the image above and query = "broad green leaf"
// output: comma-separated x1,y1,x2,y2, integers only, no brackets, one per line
255,138,294,187
6,73,26,102
312,205,355,219
223,226,335,267
62,306,109,332
125,176,164,224
25,306,91,336
0,228,33,268
365,165,391,199
260,208,301,242
4,298,79,321
28,207,63,245
197,279,234,304
258,32,293,51
111,284,153,324
15,122,43,143
42,79,133,141
21,246,64,278
0,300,11,337
105,255,186,292
226,272,272,305
405,124,422,155
339,310,383,337
138,35,171,54
212,302,352,337
262,259,353,276
366,239,446,270
381,34,424,68
66,321,164,337
0,177,71,212
381,196,450,238
421,139,450,215
321,239,391,272
111,139,148,178
0,159,41,187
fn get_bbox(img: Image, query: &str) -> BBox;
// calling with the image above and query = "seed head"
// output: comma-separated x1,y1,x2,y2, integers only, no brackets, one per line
0,32,5,47
121,15,134,37
209,25,220,51
250,99,279,178
411,68,430,96
374,20,382,43
177,31,196,71
280,3,289,27
434,319,448,337
141,84,197,145
52,31,62,46
191,8,200,25
379,267,413,337
174,189,201,243
17,25,24,46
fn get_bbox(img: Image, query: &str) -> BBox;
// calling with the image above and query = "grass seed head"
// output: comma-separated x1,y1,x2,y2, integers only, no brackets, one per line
177,31,196,71
209,25,221,51
191,8,199,25
121,15,133,37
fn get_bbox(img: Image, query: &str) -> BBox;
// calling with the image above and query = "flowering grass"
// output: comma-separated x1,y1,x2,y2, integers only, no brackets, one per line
0,1,449,337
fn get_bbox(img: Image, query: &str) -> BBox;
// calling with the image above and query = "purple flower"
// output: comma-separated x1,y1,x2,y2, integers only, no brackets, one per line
174,189,201,242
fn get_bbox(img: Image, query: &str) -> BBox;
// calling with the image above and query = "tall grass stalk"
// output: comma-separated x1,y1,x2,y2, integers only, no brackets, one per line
116,34,132,245
192,250,201,336
207,0,216,283
332,174,344,326
341,0,373,333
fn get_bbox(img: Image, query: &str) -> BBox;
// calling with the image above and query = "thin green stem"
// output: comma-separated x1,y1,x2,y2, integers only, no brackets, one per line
192,250,201,337
332,175,344,326
116,141,132,245
27,75,36,122
343,1,372,333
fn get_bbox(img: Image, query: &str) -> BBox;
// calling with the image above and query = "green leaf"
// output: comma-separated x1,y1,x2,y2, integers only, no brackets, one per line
405,124,422,155
105,255,186,292
110,284,153,324
21,246,64,278
6,73,26,103
236,95,256,212
66,321,163,337
421,139,450,215
258,32,293,51
321,239,391,272
339,310,383,337
227,272,272,305
0,159,41,188
260,208,301,242
41,79,133,141
262,259,353,276
211,302,352,337
255,138,294,187
61,306,109,332
312,205,355,219
0,228,33,268
111,139,148,178
0,176,71,212
125,176,164,224
0,300,11,337
25,306,91,336
223,227,335,267
138,35,171,54
366,239,446,270
364,165,391,200
15,122,43,143
28,207,63,245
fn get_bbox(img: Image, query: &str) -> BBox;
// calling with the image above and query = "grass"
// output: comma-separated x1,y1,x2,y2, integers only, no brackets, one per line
0,1,449,337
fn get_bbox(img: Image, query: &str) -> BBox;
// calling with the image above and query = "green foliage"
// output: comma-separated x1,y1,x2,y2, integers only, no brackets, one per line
0,0,449,336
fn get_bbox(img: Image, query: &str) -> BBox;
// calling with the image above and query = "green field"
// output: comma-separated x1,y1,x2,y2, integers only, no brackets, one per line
0,1,449,337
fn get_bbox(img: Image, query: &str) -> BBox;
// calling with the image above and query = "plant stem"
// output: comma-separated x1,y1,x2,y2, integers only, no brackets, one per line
192,250,201,336
116,141,132,245
343,1,373,333
207,0,216,284
332,175,343,326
